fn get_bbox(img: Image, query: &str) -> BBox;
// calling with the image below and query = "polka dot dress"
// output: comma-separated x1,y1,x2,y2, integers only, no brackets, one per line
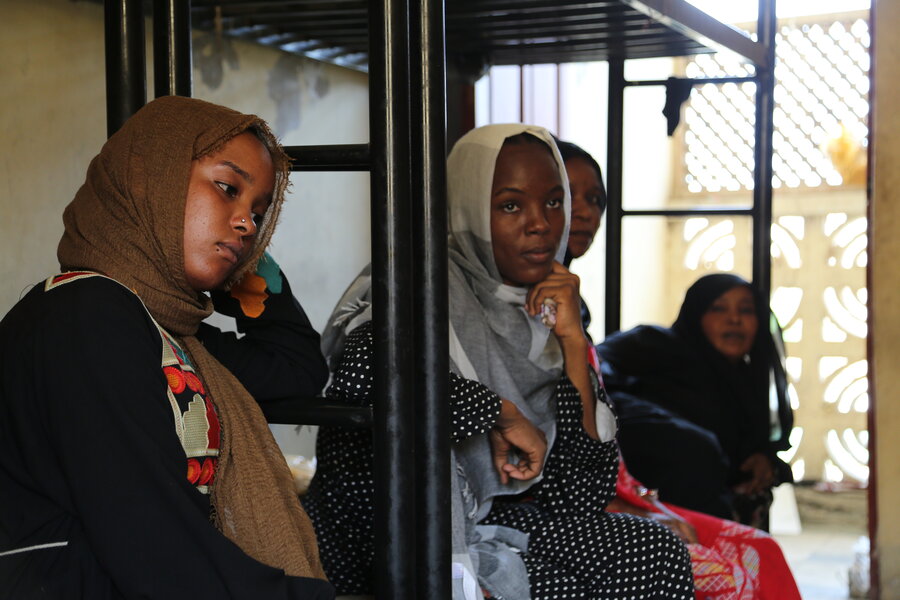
304,322,694,598
304,322,500,594
483,382,694,599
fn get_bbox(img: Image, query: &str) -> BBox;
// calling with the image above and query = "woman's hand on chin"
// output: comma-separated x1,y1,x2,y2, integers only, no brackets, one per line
526,262,599,439
490,398,547,484
525,262,588,347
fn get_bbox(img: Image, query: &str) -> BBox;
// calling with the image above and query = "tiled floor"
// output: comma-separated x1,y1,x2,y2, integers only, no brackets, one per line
775,525,863,599
770,484,868,600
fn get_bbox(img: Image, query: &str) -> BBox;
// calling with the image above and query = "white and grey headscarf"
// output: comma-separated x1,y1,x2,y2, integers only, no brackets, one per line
323,123,570,503
321,124,570,599
444,123,570,517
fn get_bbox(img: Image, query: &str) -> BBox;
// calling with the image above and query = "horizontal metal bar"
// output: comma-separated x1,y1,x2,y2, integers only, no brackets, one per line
451,1,624,17
620,0,767,67
192,0,365,11
625,75,756,87
447,7,630,30
270,19,649,43
622,207,754,217
489,42,712,65
450,5,629,22
194,4,366,20
260,397,373,428
456,27,699,53
214,14,368,32
259,30,368,43
451,21,658,43
284,143,370,171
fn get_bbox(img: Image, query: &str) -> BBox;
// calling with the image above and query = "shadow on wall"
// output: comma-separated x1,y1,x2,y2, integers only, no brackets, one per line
193,30,239,90
193,31,332,137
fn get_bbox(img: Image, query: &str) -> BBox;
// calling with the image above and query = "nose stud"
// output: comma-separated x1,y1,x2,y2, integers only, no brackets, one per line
241,218,246,223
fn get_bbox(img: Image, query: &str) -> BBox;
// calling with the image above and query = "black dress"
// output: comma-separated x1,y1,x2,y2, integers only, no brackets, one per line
0,273,333,600
304,321,694,599
596,324,792,526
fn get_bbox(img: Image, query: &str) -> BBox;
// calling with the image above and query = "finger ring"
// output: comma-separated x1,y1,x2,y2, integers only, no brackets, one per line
540,298,557,328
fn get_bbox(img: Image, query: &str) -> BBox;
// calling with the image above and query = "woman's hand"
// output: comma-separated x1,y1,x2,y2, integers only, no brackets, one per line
525,262,585,344
489,399,547,485
734,453,775,496
525,262,599,439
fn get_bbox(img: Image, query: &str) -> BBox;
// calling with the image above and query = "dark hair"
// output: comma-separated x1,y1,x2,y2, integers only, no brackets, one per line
556,139,607,213
502,131,554,153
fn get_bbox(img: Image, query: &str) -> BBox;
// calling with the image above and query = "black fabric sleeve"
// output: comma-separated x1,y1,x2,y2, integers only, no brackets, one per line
530,379,620,516
197,268,329,401
327,322,501,441
8,279,333,599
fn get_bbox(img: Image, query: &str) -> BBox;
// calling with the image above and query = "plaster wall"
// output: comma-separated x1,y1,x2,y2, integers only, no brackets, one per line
1,0,371,457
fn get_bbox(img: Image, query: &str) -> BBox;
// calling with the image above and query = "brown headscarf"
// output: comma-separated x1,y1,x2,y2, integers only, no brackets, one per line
57,95,326,579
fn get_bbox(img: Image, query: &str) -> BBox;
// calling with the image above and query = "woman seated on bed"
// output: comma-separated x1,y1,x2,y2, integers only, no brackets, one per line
304,124,694,599
559,138,800,600
596,273,794,529
0,96,332,599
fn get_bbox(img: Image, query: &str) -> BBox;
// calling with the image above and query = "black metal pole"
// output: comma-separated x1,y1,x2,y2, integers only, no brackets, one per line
369,0,416,597
410,0,450,597
605,57,625,336
104,0,146,137
153,0,193,97
623,207,754,217
285,144,371,171
752,0,776,298
625,75,756,87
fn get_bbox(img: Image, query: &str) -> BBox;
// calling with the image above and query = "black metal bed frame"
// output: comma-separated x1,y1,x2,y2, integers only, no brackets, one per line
603,0,777,335
103,1,775,598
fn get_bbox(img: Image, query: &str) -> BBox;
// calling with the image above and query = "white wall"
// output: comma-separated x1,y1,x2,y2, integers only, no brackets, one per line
2,0,372,457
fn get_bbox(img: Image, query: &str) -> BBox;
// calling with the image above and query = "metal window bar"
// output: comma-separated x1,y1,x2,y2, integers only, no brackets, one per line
104,0,450,598
604,0,778,336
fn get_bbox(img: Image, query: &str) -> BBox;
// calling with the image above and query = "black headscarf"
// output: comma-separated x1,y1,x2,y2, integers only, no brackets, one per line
672,274,793,453
556,139,607,215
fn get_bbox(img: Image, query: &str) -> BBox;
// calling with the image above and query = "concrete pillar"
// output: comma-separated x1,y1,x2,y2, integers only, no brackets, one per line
870,0,900,595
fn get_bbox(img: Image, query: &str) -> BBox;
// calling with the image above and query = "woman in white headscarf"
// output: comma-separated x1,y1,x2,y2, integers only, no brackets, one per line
305,124,694,599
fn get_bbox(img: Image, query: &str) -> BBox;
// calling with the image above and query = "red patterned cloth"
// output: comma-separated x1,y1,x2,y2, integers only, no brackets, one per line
613,462,801,600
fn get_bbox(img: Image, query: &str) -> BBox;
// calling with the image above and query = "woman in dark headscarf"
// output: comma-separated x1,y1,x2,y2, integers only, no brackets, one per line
0,96,333,599
597,273,794,527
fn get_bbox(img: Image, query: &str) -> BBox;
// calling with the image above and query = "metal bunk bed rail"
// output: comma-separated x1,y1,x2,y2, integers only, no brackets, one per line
104,1,450,598
105,0,774,597
604,0,777,335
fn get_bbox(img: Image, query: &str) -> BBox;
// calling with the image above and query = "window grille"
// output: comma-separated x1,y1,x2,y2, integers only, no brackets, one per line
682,17,869,193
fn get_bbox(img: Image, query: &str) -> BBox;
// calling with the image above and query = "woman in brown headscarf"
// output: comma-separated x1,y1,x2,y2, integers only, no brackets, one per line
0,96,334,599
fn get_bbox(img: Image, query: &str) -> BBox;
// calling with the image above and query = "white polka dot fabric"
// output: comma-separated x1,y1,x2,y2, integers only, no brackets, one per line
304,322,695,598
